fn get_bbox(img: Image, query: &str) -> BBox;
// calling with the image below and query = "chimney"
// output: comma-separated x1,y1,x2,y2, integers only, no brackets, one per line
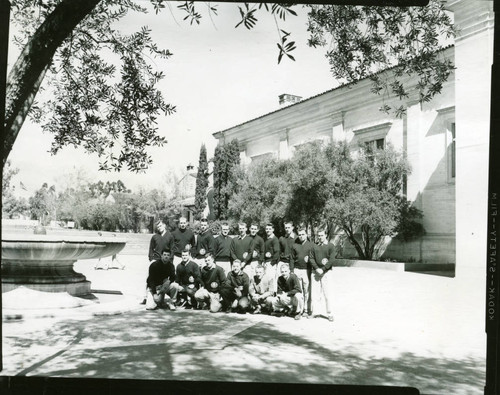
279,93,302,106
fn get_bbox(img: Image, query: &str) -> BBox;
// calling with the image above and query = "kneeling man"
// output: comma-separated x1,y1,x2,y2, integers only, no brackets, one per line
173,248,201,308
146,250,178,310
220,259,250,313
249,264,274,314
271,262,304,320
194,253,227,312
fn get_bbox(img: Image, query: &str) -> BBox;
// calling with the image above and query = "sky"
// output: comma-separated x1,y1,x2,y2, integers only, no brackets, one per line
6,1,338,199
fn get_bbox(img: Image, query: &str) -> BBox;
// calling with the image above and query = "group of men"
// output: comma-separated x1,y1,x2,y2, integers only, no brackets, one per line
144,217,335,321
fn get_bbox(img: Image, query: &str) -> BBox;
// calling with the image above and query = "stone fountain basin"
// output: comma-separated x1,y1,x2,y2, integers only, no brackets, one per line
1,234,126,296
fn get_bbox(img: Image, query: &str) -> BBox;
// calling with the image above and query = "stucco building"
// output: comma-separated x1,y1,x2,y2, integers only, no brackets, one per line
212,0,493,278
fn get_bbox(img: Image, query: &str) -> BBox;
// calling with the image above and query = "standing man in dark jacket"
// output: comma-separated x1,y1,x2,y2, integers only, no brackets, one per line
279,221,297,275
173,248,201,309
220,259,250,313
291,228,313,317
194,218,215,268
247,223,264,278
194,253,227,313
172,216,196,268
270,263,304,320
214,222,232,276
142,220,175,305
148,220,175,263
146,250,178,310
263,223,280,294
230,222,253,269
309,229,335,322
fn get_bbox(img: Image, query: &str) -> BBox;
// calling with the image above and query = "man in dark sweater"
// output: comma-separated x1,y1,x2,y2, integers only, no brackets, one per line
194,253,227,313
309,230,335,322
172,216,196,268
247,223,264,278
263,223,280,294
172,248,201,309
146,250,178,310
291,228,313,317
148,220,175,263
230,222,253,269
141,220,175,305
278,221,297,279
270,262,304,320
220,259,250,313
194,218,215,267
214,222,232,275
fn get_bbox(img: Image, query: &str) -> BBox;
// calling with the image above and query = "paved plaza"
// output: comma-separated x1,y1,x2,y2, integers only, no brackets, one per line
1,245,487,394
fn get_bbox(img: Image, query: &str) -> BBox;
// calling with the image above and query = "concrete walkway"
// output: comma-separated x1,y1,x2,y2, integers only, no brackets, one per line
1,254,486,394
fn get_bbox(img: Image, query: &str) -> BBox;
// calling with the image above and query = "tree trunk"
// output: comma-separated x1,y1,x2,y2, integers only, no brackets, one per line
3,0,101,164
344,227,366,260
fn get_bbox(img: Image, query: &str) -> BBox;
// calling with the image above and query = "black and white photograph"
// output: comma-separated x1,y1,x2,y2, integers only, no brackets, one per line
1,0,496,394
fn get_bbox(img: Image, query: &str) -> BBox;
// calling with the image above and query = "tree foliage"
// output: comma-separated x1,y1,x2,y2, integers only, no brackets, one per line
2,160,30,219
228,157,290,233
5,0,455,171
227,141,424,260
28,182,56,224
212,139,241,220
7,0,175,171
193,144,209,220
307,1,455,117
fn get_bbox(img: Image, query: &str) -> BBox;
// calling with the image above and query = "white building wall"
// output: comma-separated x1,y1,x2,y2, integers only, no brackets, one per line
448,0,494,278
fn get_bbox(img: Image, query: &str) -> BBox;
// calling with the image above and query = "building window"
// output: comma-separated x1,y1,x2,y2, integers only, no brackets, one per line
353,122,392,152
365,138,385,151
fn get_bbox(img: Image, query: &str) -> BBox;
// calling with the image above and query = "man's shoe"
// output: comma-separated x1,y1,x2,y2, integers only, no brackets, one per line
167,302,176,311
252,306,262,315
140,298,146,305
294,313,301,320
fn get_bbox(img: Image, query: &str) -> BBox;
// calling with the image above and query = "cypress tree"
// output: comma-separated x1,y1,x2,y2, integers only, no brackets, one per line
194,144,209,220
212,139,240,220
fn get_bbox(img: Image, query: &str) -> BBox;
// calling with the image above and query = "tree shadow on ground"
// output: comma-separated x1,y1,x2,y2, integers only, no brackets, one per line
230,322,484,394
5,310,485,395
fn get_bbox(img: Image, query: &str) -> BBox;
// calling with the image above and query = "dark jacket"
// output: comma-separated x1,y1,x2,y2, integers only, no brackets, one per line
200,265,227,293
230,235,253,264
277,273,302,297
195,230,215,259
310,242,336,273
264,236,280,266
148,232,175,262
249,234,265,263
279,234,297,263
146,259,176,289
214,234,232,262
176,259,201,287
226,270,250,297
291,240,313,271
172,228,196,257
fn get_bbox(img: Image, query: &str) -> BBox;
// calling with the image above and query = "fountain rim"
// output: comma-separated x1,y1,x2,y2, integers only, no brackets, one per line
1,234,127,244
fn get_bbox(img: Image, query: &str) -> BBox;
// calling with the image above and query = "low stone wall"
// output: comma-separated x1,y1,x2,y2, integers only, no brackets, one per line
333,258,405,272
334,233,455,264
333,258,456,275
